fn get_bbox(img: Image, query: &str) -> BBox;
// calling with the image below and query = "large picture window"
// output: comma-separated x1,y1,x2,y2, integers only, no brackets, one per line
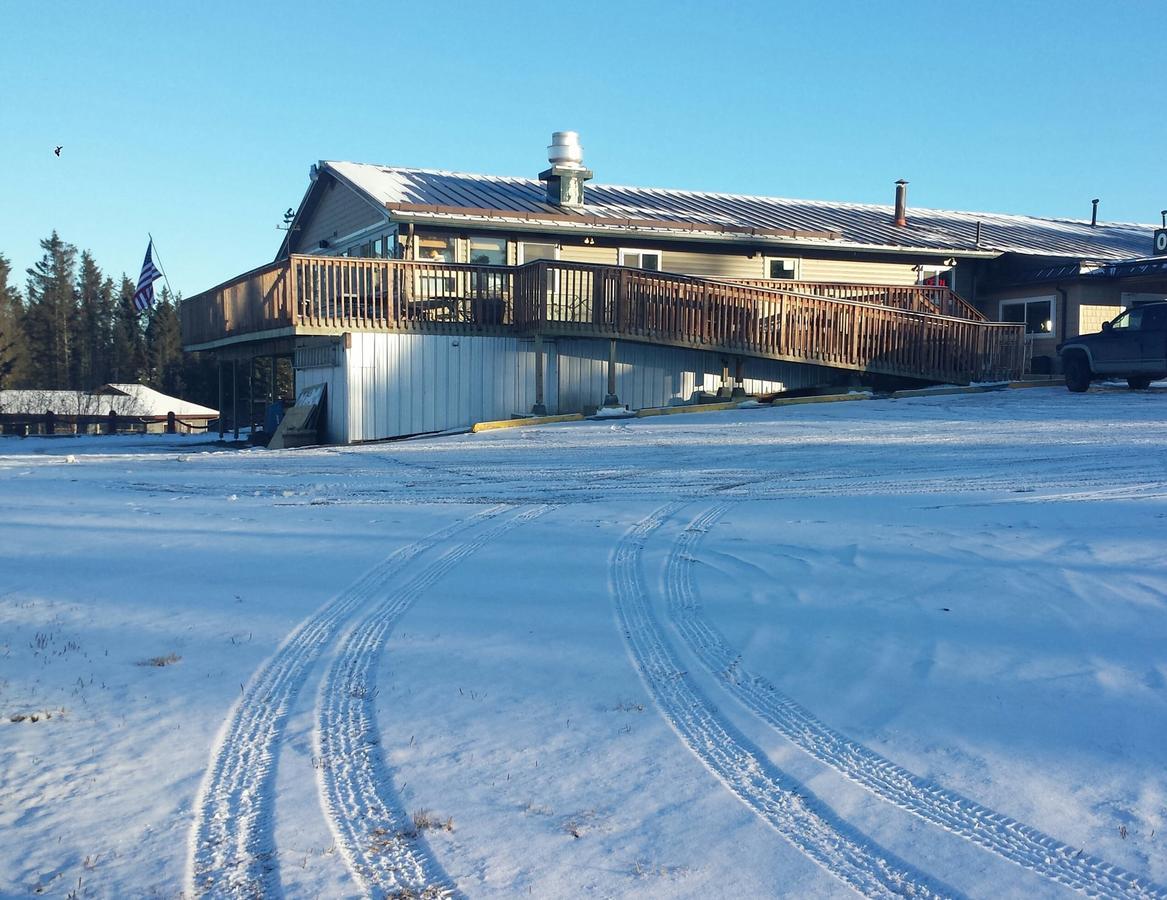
468,236,506,266
1000,296,1055,337
416,235,456,263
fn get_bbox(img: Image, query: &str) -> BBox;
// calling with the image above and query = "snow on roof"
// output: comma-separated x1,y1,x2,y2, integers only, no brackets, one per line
323,160,1157,261
0,385,218,418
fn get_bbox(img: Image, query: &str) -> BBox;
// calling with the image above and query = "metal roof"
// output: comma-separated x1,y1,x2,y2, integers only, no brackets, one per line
0,385,217,418
324,161,1157,261
1092,256,1167,279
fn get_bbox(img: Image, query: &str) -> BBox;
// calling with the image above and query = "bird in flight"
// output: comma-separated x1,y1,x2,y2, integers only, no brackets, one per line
54,146,62,157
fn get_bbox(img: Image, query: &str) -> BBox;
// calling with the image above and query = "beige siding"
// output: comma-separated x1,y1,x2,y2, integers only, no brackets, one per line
560,245,619,265
799,258,918,285
1079,304,1122,334
294,181,385,252
660,250,761,279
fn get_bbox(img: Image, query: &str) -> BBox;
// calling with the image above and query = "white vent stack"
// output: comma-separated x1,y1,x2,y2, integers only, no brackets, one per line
548,131,585,167
540,131,593,208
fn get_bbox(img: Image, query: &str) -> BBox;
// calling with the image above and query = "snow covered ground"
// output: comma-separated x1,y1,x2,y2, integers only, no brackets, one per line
1,386,1165,899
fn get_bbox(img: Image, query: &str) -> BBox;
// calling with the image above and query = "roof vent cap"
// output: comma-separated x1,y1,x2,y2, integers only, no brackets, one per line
548,131,584,168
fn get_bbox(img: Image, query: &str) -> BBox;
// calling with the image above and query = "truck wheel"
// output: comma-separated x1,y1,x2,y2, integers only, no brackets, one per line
1063,354,1091,392
1127,376,1153,390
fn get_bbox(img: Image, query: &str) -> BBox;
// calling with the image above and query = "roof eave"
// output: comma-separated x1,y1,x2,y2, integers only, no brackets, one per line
385,209,1000,259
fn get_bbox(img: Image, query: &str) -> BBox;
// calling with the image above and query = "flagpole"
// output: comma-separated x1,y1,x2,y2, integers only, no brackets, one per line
147,233,176,300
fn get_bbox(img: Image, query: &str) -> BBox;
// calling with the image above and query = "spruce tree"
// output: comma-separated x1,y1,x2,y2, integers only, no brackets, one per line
0,253,29,389
24,232,78,388
74,251,115,388
110,276,146,383
145,288,184,394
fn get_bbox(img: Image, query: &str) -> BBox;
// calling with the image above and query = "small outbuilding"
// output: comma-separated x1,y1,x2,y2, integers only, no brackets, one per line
0,384,218,435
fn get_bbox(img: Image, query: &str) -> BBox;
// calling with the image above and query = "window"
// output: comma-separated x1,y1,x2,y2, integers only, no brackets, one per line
468,236,506,266
1000,296,1055,337
333,227,396,260
414,234,457,298
518,242,559,263
765,257,800,280
416,234,456,263
1110,308,1143,331
1110,306,1166,330
619,249,661,271
916,264,953,288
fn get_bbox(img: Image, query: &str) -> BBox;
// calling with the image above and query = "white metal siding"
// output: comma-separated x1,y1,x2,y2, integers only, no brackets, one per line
554,339,836,411
340,333,558,442
322,334,840,442
294,359,347,444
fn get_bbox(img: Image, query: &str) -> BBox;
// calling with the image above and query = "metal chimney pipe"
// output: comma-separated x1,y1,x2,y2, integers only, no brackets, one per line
894,180,909,227
1091,198,1099,227
1160,210,1166,227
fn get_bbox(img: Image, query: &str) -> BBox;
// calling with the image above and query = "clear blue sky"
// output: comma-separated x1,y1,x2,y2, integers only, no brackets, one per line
3,0,1165,298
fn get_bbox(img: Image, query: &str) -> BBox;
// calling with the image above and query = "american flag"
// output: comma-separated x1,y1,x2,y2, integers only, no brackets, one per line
133,240,162,311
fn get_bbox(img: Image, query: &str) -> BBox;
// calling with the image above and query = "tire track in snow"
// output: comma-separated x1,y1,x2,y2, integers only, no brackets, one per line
187,505,509,898
667,504,1167,900
316,504,549,899
613,505,960,899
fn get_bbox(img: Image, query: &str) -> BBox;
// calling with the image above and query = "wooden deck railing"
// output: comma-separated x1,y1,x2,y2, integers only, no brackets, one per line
179,260,297,346
723,279,986,321
182,255,1023,383
513,262,1021,384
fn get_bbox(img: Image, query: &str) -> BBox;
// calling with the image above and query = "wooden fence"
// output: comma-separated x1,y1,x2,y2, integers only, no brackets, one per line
182,256,1025,383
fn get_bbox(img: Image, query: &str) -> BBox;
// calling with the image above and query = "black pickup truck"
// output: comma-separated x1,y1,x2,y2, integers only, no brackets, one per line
1057,301,1167,392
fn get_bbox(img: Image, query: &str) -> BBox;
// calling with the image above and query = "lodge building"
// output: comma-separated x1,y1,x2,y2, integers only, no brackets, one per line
181,132,1167,444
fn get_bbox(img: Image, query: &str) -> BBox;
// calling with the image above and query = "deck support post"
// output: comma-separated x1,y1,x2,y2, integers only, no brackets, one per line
732,356,748,399
217,361,225,439
248,358,256,436
232,359,239,441
531,333,547,416
716,359,733,399
602,338,620,407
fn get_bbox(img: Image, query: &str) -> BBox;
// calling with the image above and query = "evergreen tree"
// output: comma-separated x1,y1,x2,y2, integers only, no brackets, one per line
24,232,78,388
182,350,220,410
110,275,146,383
74,251,115,388
145,288,184,394
0,253,29,389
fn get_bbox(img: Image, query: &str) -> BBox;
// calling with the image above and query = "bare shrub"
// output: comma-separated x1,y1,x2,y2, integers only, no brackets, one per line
138,653,181,667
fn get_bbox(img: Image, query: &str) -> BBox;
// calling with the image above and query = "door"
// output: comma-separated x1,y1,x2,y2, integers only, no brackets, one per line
1091,308,1143,372
1135,305,1167,373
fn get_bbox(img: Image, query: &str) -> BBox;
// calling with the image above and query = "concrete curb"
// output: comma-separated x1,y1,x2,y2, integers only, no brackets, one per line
470,379,1064,434
890,383,1008,399
471,413,585,433
770,392,872,407
635,401,739,418
1008,378,1066,389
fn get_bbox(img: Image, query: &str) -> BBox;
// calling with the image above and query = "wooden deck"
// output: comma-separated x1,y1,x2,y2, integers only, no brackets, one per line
181,256,1025,384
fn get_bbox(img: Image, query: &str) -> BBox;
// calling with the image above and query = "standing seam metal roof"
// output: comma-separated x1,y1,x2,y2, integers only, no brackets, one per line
324,161,1157,261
